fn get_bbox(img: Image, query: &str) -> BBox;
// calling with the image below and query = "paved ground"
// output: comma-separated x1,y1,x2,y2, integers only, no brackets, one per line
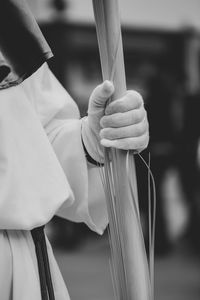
52,234,200,300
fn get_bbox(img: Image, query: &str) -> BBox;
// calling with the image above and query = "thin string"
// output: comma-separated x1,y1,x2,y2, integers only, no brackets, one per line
136,152,156,300
99,149,155,300
148,153,152,273
126,151,155,300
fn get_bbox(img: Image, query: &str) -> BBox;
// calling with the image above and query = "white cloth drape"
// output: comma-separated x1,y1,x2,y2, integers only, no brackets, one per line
0,63,108,299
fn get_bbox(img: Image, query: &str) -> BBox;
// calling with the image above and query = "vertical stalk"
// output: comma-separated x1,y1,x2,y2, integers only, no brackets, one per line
92,0,151,299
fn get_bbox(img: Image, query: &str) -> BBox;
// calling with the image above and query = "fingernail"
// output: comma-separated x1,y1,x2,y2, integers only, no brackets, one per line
103,80,114,94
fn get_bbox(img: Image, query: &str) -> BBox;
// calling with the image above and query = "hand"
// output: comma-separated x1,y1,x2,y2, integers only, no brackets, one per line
100,84,149,151
81,81,149,162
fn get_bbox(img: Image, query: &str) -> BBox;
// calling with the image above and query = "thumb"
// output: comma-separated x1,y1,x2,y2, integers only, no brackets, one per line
89,80,114,110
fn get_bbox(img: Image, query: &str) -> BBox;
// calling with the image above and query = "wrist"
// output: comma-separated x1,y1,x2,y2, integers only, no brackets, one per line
81,116,105,164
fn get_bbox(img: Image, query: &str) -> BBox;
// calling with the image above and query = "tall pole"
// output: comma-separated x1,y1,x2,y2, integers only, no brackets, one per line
92,0,152,299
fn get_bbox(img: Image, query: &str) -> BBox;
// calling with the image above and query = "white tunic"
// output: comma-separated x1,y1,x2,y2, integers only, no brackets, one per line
0,63,108,299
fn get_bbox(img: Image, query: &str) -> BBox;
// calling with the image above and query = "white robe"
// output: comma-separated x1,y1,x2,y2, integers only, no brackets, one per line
0,63,108,300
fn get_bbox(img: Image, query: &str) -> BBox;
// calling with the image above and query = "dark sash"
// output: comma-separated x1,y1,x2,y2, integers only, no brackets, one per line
31,226,55,300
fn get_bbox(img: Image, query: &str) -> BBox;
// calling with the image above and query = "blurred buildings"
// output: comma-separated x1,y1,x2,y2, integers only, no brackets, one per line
28,0,200,30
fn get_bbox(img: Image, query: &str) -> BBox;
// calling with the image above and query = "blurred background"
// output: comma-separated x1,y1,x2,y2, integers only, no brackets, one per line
28,0,200,299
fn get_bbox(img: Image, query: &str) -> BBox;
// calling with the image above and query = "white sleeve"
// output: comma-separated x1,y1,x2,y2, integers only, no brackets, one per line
23,63,108,234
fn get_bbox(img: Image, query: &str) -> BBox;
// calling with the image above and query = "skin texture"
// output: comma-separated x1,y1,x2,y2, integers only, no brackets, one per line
88,80,149,152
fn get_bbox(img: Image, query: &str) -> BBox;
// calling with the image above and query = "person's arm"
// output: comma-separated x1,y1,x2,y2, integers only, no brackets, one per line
21,63,108,234
82,80,149,165
22,63,149,234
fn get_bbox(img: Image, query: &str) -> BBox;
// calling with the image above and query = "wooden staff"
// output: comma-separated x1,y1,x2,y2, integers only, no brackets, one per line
92,0,152,299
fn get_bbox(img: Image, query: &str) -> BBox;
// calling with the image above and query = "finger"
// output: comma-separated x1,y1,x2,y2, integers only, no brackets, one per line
100,118,148,140
89,80,114,109
100,107,146,128
100,132,149,151
105,90,143,115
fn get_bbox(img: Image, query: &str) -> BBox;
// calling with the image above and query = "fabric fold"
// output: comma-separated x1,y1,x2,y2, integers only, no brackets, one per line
0,76,73,230
0,62,108,234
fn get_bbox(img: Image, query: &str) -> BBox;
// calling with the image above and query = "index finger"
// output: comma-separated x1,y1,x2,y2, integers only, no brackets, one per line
105,90,143,115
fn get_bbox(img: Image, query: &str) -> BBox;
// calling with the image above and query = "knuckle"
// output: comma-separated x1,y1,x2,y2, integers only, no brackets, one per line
135,106,145,123
138,107,146,122
127,90,143,106
126,90,135,99
135,92,144,106
133,136,145,150
141,106,146,119
141,118,149,133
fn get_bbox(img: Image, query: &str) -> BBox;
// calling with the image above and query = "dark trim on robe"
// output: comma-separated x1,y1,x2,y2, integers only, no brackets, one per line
0,52,10,82
0,0,53,89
